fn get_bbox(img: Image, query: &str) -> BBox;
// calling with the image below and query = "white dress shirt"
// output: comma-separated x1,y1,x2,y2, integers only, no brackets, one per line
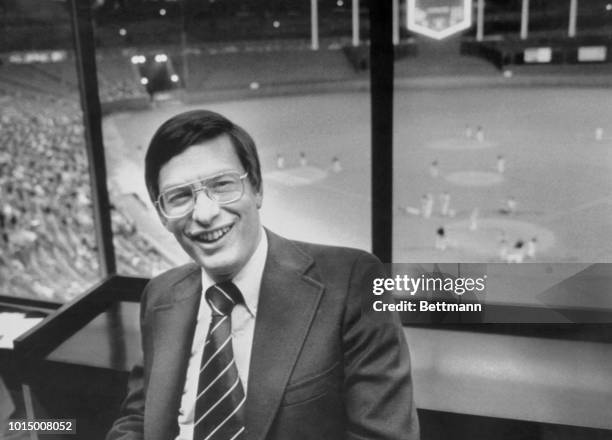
175,229,268,440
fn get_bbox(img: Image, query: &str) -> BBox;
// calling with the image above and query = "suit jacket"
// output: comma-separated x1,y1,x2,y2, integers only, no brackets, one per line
107,230,419,440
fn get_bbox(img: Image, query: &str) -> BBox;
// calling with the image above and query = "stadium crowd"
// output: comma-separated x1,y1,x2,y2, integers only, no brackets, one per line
0,91,169,303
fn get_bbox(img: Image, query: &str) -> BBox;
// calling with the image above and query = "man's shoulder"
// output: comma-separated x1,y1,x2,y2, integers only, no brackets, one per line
279,236,389,317
267,229,382,267
155,261,200,280
290,239,377,265
141,262,200,307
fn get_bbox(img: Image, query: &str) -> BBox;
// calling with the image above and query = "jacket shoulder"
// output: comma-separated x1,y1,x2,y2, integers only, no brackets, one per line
290,239,382,268
286,240,385,290
141,262,200,308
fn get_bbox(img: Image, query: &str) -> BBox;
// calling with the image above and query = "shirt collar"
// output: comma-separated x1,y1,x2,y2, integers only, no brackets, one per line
200,227,268,317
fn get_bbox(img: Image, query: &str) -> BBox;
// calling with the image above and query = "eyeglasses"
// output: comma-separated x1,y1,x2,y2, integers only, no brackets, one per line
157,172,248,218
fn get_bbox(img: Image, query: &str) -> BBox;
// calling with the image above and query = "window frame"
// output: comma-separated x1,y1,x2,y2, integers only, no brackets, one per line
4,0,608,333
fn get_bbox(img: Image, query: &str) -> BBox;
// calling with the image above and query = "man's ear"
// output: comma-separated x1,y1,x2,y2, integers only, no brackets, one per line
255,188,263,209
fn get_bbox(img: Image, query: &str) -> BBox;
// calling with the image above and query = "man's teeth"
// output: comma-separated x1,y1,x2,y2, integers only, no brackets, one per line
197,225,232,242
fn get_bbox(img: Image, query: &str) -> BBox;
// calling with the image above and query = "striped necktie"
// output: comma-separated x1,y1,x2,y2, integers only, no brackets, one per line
193,282,246,440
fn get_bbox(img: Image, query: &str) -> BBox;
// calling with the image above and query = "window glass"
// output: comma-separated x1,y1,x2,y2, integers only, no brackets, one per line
95,1,372,276
393,1,612,312
1,2,101,302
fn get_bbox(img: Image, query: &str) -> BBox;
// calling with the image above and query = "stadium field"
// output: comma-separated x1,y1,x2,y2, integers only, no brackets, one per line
104,86,612,264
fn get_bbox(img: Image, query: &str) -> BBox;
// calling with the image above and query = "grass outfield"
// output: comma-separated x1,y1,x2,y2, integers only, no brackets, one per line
104,86,612,264
394,87,612,262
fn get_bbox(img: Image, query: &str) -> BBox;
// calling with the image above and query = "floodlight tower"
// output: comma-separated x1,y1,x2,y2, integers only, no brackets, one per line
392,0,399,45
180,0,188,86
520,0,529,40
352,0,359,46
568,0,577,37
476,0,484,41
311,0,319,50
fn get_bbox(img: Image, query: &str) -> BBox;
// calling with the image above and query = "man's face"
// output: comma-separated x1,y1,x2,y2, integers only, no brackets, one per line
157,135,263,281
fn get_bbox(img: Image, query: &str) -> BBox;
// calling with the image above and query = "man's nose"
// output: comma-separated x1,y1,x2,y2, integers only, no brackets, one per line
191,190,220,224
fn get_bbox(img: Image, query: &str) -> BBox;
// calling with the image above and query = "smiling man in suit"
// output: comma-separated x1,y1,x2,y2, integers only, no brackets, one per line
106,110,419,440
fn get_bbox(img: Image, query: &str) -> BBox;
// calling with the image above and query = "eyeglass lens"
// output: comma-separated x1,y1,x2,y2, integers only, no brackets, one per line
160,173,245,217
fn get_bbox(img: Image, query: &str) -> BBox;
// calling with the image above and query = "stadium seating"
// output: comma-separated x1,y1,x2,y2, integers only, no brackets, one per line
0,87,169,302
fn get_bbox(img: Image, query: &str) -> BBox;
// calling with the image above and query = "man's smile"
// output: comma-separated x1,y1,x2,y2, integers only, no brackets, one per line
187,223,234,244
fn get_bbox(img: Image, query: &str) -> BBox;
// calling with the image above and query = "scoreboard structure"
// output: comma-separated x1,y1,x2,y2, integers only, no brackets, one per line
406,0,473,40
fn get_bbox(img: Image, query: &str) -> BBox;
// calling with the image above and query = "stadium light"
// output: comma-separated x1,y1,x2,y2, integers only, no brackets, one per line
119,28,127,36
155,54,168,63
159,8,166,16
273,20,280,28
171,74,180,83
131,55,146,64
140,77,149,85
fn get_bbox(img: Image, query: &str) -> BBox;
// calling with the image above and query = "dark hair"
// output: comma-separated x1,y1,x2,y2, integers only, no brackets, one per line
144,110,262,202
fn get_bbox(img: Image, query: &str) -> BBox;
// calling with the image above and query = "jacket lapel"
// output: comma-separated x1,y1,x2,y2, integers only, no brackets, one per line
246,231,324,440
146,266,202,440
